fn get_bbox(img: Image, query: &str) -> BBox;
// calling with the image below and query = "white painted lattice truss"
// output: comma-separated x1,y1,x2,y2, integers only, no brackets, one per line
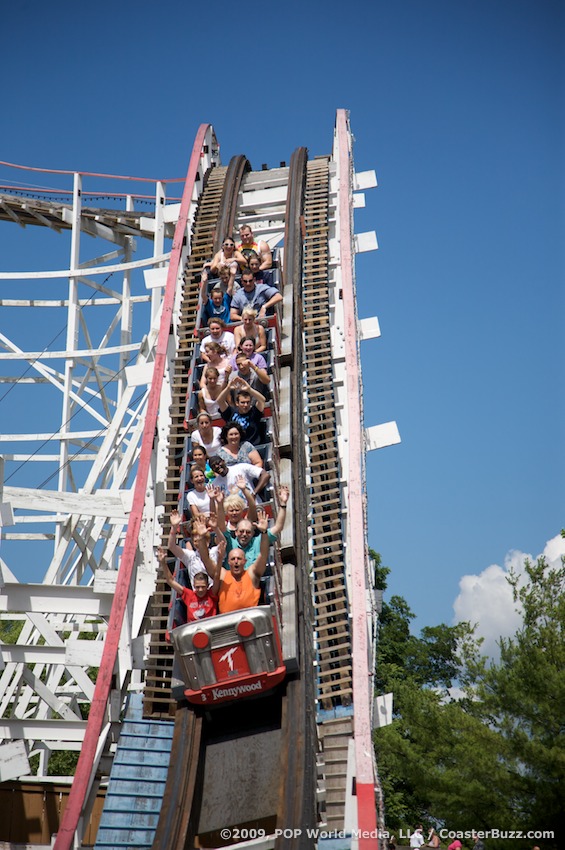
0,135,293,790
0,116,400,849
0,134,221,781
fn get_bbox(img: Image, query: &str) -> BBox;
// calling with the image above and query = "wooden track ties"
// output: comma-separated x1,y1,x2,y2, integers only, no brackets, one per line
302,157,352,709
143,166,227,719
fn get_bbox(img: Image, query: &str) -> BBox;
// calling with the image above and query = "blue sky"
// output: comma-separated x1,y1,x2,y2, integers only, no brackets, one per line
1,0,563,638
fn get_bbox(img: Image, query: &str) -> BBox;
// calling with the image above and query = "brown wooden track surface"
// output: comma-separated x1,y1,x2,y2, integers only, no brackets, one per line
143,159,248,720
148,148,337,848
303,158,353,708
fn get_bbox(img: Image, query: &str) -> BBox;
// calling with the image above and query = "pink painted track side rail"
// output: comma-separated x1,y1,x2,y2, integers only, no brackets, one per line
53,123,211,850
335,108,379,848
0,158,185,182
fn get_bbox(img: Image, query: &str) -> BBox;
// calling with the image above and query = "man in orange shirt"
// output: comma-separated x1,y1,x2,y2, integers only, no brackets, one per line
196,510,270,613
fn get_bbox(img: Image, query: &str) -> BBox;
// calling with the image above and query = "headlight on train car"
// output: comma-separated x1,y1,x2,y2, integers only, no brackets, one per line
192,630,210,649
236,619,256,638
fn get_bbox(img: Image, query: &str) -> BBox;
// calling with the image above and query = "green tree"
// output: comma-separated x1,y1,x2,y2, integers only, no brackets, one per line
372,550,476,693
467,556,565,843
372,550,483,832
0,619,24,644
373,550,563,849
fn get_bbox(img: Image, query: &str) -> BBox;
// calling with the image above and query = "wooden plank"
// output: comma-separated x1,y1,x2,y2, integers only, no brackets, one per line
318,644,352,658
315,595,348,610
0,740,30,782
318,685,353,700
318,666,352,682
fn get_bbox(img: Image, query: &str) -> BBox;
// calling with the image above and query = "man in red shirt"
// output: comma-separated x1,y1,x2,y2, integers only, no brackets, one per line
157,526,224,622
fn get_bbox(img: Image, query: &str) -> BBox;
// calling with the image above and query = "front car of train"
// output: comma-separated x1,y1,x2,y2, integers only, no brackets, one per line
171,605,286,705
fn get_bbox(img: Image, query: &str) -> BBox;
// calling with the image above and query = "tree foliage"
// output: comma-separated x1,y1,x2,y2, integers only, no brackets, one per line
372,549,563,849
467,557,565,843
0,619,24,644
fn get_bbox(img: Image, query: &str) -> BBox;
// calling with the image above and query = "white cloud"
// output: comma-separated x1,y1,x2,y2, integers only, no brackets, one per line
452,534,565,657
543,534,565,564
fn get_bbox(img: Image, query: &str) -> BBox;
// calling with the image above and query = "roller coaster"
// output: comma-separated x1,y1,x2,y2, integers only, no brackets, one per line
0,111,400,849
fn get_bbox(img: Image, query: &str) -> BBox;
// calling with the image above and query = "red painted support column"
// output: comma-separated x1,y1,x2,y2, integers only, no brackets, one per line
53,124,211,850
335,108,379,848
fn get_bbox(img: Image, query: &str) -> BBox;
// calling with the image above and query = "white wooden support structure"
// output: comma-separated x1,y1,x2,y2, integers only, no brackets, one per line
365,422,401,452
0,115,396,849
324,110,398,847
0,130,220,798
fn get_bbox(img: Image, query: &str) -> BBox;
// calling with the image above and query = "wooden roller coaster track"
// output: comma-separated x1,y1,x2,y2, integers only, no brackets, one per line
0,114,385,850
143,162,228,719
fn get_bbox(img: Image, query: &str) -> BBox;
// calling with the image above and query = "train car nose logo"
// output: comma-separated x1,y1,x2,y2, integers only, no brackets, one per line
219,647,238,672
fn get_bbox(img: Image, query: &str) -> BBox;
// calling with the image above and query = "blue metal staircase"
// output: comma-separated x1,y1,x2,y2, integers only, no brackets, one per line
94,693,174,849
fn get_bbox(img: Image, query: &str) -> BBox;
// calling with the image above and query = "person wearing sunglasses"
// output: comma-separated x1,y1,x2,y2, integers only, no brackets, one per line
210,236,246,276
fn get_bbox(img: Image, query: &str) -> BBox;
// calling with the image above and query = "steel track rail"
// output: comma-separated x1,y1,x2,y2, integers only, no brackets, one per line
275,146,318,849
212,155,251,254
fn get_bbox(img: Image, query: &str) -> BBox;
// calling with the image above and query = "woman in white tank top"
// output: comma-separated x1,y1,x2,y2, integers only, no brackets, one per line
198,366,230,418
210,236,246,276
